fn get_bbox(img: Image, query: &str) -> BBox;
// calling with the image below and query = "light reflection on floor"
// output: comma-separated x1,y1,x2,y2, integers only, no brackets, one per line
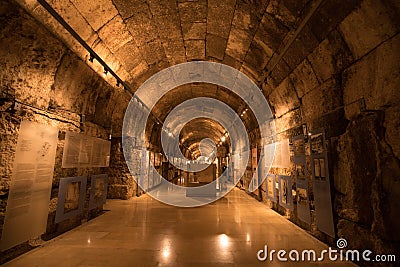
4,188,358,266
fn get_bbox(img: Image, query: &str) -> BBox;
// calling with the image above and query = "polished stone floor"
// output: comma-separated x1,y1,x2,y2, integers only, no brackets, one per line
5,188,357,266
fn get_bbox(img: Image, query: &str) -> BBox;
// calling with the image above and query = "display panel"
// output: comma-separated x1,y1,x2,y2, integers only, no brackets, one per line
266,174,277,202
89,174,108,210
278,175,293,210
1,121,58,251
310,130,335,237
264,139,291,168
296,179,311,224
55,176,87,223
62,132,111,168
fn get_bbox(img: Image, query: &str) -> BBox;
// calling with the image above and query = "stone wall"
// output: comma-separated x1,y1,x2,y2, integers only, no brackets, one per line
0,0,132,257
254,0,400,263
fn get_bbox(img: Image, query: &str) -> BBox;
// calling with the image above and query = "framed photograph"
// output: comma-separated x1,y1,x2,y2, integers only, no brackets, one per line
297,188,308,206
319,158,326,179
314,158,321,178
55,176,87,223
295,162,306,180
311,131,325,155
89,174,108,210
293,137,305,157
311,155,328,181
266,174,277,202
278,175,293,210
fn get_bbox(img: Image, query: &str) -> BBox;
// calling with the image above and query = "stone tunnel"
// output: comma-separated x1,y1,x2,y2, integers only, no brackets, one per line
0,0,399,266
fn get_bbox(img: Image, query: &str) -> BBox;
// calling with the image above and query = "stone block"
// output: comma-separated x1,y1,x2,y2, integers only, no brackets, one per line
282,26,319,70
206,34,227,60
98,16,133,53
289,59,319,98
69,0,118,31
301,78,342,121
254,13,289,52
154,15,182,41
266,0,297,28
162,39,187,64
141,40,167,65
50,0,95,42
342,34,400,117
207,0,236,39
185,40,205,60
148,0,178,16
268,77,299,118
125,11,158,46
309,0,362,41
308,30,353,83
178,0,207,23
226,27,253,62
182,22,206,40
113,0,149,19
339,0,398,59
114,41,143,73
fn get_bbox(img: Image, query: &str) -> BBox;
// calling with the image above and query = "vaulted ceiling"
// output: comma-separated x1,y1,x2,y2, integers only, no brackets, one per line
14,0,366,155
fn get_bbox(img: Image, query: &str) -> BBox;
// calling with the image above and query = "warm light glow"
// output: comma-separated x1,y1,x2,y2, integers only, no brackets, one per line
221,136,226,142
246,233,250,242
168,132,173,137
162,248,170,258
87,238,91,244
218,234,229,248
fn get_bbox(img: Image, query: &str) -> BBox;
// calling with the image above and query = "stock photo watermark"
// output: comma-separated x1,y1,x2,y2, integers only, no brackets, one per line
257,238,396,263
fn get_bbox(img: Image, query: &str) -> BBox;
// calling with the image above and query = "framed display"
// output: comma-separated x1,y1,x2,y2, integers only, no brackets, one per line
89,174,108,210
278,175,293,210
55,176,87,223
310,131,325,155
296,179,311,224
312,157,327,181
264,139,291,169
292,136,305,157
266,174,277,202
62,132,111,168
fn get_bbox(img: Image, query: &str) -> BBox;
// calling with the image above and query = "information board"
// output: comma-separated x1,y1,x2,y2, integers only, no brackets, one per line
1,121,58,251
292,135,311,224
62,132,111,168
311,130,335,237
264,139,291,168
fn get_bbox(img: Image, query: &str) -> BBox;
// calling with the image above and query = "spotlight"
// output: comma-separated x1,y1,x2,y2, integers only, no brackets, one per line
103,68,108,77
221,136,226,142
89,54,95,63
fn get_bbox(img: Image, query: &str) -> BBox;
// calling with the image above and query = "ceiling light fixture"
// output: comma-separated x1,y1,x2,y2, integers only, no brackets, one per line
103,68,108,77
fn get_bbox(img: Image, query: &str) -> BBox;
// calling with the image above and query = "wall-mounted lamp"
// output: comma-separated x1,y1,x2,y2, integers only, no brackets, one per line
89,54,95,63
103,68,108,77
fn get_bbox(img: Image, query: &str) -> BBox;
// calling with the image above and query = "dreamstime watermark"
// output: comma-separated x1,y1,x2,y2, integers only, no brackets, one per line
122,61,276,207
257,238,396,263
